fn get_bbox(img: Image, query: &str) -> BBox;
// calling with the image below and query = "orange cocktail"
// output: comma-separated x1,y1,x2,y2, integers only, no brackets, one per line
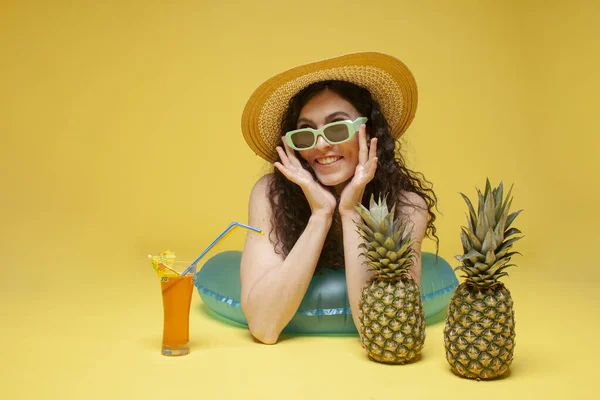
161,274,194,356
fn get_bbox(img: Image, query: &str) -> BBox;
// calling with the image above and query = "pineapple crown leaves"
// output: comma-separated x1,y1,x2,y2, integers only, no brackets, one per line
354,193,417,280
455,178,524,287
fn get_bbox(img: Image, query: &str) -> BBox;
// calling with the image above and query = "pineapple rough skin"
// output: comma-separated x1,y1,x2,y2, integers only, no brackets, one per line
359,279,426,364
444,282,515,379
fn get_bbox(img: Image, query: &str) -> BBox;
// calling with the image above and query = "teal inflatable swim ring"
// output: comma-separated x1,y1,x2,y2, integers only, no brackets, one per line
194,251,458,334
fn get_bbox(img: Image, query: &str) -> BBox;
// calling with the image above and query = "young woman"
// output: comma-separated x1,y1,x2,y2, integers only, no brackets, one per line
239,53,438,344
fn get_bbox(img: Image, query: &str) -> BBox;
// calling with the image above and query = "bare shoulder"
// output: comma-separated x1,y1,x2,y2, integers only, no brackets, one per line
249,173,274,199
247,173,275,228
398,190,428,216
398,190,428,240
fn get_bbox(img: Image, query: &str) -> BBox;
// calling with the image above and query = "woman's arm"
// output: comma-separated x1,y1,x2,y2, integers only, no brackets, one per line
240,175,332,344
341,191,429,332
340,209,374,332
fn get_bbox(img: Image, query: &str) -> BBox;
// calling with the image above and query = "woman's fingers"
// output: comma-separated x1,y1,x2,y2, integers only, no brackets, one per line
358,124,368,165
368,157,378,178
273,161,287,176
275,142,308,186
276,145,291,167
282,139,302,167
274,161,300,185
278,142,302,170
368,137,378,161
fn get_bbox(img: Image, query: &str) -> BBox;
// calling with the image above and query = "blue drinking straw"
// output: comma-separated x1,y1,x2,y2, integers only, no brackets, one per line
180,222,263,276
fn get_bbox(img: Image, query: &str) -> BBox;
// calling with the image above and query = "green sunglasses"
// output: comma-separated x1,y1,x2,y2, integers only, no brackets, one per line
284,117,368,150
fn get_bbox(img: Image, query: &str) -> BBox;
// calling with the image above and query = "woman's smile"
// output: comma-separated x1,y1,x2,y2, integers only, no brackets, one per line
315,155,343,166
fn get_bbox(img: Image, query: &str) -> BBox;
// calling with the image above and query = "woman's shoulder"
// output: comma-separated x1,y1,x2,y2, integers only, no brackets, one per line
246,174,276,222
250,173,274,194
398,190,427,211
248,173,275,206
396,190,429,240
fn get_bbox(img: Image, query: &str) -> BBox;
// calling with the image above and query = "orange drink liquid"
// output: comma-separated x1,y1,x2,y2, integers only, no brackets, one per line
160,275,194,356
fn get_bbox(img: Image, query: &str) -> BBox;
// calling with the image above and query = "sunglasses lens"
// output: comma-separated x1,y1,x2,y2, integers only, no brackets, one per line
289,130,315,149
323,124,350,143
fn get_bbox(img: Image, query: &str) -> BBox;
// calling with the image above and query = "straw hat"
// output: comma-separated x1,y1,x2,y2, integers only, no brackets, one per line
241,52,418,162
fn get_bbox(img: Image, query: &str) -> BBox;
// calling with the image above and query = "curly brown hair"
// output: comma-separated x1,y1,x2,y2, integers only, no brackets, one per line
266,80,439,273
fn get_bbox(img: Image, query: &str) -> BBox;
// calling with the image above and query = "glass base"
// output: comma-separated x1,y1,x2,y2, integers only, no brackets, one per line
161,344,190,356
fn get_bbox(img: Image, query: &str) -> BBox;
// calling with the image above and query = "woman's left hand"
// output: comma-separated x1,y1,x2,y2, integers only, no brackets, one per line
338,124,378,217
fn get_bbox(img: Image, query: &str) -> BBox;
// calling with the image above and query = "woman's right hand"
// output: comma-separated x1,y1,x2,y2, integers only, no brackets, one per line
274,138,336,218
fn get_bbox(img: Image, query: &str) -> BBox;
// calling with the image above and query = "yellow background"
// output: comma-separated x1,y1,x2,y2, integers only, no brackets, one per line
1,0,598,399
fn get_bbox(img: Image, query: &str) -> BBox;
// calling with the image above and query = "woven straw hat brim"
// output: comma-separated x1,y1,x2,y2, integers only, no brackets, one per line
241,52,418,162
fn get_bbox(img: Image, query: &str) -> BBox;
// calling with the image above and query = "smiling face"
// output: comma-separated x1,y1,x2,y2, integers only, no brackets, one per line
295,89,364,194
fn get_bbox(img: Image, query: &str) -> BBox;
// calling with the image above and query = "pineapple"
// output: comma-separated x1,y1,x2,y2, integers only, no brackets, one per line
444,179,523,380
355,194,426,364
